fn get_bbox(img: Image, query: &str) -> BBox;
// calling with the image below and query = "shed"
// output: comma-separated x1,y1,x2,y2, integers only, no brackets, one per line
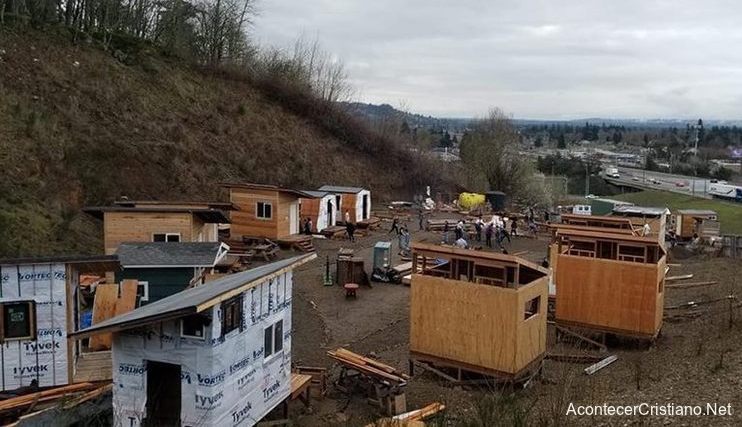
84,203,232,255
223,183,316,240
70,253,316,427
551,229,666,339
612,205,669,241
115,242,230,304
589,198,633,216
299,190,337,233
0,255,118,391
317,185,371,223
674,209,719,239
409,243,549,379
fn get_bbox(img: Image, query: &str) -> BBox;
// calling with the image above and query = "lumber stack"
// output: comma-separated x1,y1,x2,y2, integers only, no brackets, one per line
393,402,446,421
0,382,98,415
327,348,409,386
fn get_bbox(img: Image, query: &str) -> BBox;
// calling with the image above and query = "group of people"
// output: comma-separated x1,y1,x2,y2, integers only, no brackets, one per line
303,210,358,242
441,214,539,251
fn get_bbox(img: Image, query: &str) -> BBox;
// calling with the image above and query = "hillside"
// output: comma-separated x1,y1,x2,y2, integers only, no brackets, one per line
0,28,447,257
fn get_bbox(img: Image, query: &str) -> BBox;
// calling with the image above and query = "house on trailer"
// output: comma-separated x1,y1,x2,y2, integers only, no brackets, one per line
408,243,549,380
84,201,234,255
115,242,230,305
222,183,318,240
673,209,719,240
0,255,118,391
70,253,316,427
298,190,337,233
611,205,669,240
317,185,371,224
551,228,666,339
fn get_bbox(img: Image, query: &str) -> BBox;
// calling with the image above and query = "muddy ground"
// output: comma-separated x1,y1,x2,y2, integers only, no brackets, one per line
280,213,742,426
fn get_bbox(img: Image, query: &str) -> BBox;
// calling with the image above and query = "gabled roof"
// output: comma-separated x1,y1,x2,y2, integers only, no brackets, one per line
70,253,317,340
83,207,230,223
113,200,239,211
221,182,315,198
116,242,229,268
318,185,367,194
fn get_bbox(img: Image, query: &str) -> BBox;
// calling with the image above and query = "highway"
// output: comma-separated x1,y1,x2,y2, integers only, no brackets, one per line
604,167,713,198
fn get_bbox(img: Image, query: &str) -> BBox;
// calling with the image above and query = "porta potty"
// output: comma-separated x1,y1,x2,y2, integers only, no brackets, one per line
373,241,392,270
486,191,507,211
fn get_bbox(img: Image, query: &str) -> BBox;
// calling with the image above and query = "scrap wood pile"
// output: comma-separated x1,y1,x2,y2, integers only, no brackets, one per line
367,402,446,427
327,348,410,387
0,382,111,423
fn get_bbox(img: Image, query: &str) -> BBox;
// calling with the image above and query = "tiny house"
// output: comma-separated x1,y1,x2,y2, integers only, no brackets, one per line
611,205,669,240
299,190,337,233
84,202,233,255
223,183,316,239
0,255,118,391
317,185,371,223
674,209,719,239
552,228,666,339
115,242,230,305
71,254,316,427
409,243,549,379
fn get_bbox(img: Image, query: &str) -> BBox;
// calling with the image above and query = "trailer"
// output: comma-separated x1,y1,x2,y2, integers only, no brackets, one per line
708,182,742,202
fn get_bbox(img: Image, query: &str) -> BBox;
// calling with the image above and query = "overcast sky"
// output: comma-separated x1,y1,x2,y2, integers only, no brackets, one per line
252,0,742,120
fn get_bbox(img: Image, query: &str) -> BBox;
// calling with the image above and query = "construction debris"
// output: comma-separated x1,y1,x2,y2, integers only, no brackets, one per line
584,355,618,375
0,382,99,416
665,295,737,310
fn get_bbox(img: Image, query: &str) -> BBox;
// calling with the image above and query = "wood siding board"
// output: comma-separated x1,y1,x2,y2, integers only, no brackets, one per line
103,212,194,254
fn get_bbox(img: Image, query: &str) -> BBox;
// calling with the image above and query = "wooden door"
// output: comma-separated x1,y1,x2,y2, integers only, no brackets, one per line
289,201,299,235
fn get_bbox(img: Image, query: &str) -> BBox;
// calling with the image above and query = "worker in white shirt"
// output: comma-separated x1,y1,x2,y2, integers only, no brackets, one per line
344,210,351,224
642,222,651,236
454,236,468,249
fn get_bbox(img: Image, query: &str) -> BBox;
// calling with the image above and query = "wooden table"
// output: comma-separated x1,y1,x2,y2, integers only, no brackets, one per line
344,283,359,298
254,244,278,261
290,373,313,407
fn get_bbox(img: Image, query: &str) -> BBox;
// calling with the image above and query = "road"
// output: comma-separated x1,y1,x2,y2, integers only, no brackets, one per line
604,167,713,198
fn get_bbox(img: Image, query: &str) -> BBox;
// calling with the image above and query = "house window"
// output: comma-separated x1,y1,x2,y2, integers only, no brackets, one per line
181,315,207,339
153,233,180,242
136,281,149,306
1,301,36,341
264,319,284,360
524,296,540,321
256,202,273,220
221,295,243,336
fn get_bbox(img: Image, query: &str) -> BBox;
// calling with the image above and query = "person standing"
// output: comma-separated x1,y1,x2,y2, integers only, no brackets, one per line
304,218,313,235
455,219,464,240
346,221,356,242
389,217,400,235
418,211,425,231
475,218,483,242
443,221,450,244
510,218,518,237
344,209,351,224
485,222,493,248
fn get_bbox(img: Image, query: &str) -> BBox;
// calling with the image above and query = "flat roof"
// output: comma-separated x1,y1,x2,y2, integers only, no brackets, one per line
677,209,717,216
300,190,331,198
113,200,239,211
116,242,228,268
70,253,317,339
221,182,315,198
83,207,230,223
318,185,367,194
612,205,670,216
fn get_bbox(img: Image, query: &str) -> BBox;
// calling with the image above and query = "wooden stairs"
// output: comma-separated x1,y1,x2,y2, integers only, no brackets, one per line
276,235,315,253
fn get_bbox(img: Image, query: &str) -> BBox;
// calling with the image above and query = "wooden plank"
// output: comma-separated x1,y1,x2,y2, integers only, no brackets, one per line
666,274,694,281
88,284,119,351
290,373,313,400
666,281,717,290
0,383,96,412
584,355,618,375
104,211,193,254
115,280,138,316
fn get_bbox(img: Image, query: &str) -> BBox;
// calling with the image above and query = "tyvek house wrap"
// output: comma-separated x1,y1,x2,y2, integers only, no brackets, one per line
0,263,69,391
112,270,293,427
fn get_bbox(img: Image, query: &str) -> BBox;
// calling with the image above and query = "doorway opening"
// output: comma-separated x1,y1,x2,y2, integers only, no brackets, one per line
145,361,181,426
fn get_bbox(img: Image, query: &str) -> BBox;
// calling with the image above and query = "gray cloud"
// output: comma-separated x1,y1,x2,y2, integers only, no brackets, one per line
252,0,742,119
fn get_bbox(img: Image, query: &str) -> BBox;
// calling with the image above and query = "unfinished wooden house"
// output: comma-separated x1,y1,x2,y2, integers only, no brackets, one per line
70,254,316,427
299,190,337,233
84,201,233,255
409,243,549,380
317,185,371,224
611,205,669,239
673,209,719,240
551,228,666,339
0,255,118,391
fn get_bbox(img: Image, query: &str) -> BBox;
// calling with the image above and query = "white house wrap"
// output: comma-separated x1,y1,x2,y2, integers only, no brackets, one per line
72,254,315,427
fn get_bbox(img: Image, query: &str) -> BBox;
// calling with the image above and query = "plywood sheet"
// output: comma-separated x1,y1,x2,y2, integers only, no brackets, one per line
103,211,193,254
88,284,119,350
115,280,138,316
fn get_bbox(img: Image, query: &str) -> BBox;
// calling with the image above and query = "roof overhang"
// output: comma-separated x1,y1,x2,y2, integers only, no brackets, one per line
83,207,230,223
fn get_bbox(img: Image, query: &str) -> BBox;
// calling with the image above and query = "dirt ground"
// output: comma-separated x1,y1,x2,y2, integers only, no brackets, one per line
280,213,742,427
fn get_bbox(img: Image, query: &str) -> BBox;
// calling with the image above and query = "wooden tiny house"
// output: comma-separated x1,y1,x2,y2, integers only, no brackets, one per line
409,243,549,379
552,229,666,339
84,202,233,255
673,209,719,239
299,190,337,233
317,185,371,223
223,183,316,240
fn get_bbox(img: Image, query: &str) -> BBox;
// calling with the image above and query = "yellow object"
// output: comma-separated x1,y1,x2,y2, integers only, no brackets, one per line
458,192,485,210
